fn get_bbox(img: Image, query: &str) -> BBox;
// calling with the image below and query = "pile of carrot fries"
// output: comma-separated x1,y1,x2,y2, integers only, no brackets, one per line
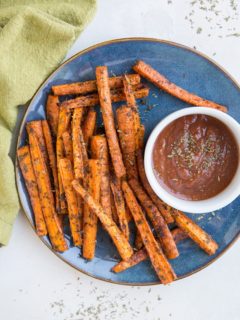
18,60,222,284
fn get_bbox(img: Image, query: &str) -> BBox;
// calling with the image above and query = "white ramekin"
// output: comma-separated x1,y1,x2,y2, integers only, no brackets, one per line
144,107,240,214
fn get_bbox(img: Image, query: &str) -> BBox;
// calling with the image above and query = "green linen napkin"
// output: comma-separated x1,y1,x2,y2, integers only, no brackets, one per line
0,0,97,245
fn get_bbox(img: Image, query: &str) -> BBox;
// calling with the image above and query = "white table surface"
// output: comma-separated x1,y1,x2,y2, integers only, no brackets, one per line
1,1,240,319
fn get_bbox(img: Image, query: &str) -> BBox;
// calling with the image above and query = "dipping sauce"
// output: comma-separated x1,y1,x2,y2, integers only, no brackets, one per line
153,114,239,200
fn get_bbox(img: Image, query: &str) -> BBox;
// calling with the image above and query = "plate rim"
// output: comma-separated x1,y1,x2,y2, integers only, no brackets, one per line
15,37,240,286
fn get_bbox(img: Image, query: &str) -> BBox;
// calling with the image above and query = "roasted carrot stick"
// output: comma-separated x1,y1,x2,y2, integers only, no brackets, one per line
62,131,73,162
129,178,179,259
56,106,72,213
123,76,137,109
123,76,141,149
17,146,47,236
125,204,132,223
42,120,60,212
72,107,88,236
171,210,218,255
171,228,188,243
26,121,49,166
59,159,82,246
61,84,149,109
57,106,72,137
79,124,89,171
116,105,138,180
110,178,129,240
136,126,174,224
72,108,85,179
133,124,144,249
82,107,97,146
52,74,141,96
122,181,176,284
83,160,101,259
133,60,227,112
26,121,53,199
57,214,64,231
72,180,133,261
112,249,147,273
112,228,187,273
91,135,112,217
96,66,126,179
137,124,145,149
29,132,67,252
57,161,67,213
134,231,143,250
46,95,59,137
110,188,119,224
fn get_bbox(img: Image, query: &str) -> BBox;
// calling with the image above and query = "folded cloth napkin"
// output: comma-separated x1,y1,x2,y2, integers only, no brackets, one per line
0,0,97,245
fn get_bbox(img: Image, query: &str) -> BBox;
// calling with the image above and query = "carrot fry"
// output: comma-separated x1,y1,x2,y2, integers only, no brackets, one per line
122,181,176,284
137,124,145,149
72,108,85,179
110,178,129,240
134,162,143,250
42,120,60,212
46,95,59,137
82,107,97,146
57,106,72,137
125,204,132,223
17,146,47,236
129,178,179,259
61,83,149,109
29,132,67,252
133,60,227,112
57,158,67,213
57,214,64,231
72,107,88,237
133,126,144,251
171,228,188,243
62,131,73,162
79,125,89,170
134,231,143,250
123,76,141,149
56,106,72,213
123,76,137,108
171,210,218,255
83,160,101,259
110,188,119,224
26,121,48,166
112,228,187,273
96,66,126,179
59,159,82,246
136,126,174,224
91,135,112,218
116,105,138,180
52,74,141,96
72,180,133,261
112,249,147,273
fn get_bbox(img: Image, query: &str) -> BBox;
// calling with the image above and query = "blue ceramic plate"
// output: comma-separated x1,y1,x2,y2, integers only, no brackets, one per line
16,38,240,285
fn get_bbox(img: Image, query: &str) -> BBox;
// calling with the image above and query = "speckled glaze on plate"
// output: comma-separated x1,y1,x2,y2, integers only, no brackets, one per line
15,38,240,285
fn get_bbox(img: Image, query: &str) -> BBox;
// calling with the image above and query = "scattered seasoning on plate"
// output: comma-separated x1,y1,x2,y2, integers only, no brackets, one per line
183,0,239,37
197,27,202,34
226,32,240,37
49,289,155,319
